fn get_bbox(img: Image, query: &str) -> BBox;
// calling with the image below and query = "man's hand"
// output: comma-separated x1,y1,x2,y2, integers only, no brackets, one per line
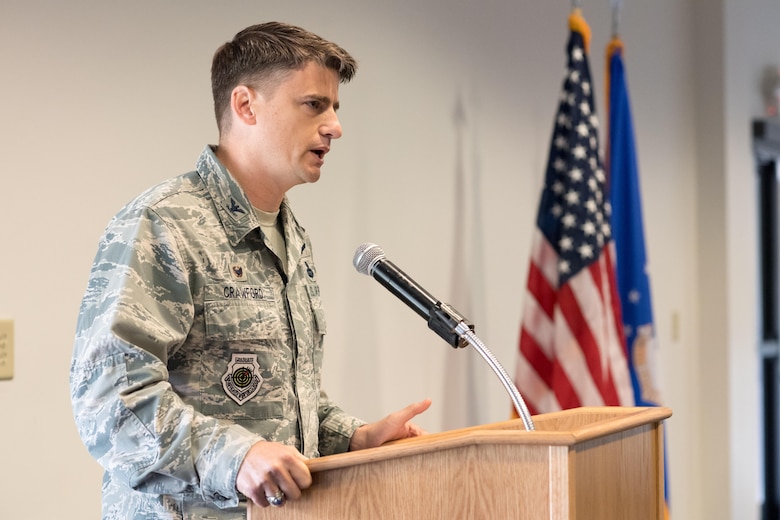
349,398,432,451
236,441,312,508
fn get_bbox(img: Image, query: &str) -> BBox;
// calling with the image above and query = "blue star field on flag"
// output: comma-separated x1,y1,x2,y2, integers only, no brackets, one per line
537,30,611,286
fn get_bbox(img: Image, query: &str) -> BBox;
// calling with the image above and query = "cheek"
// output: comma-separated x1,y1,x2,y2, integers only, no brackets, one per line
261,119,296,149
256,126,288,155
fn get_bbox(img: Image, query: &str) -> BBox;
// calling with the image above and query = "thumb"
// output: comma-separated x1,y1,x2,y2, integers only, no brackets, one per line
400,398,432,420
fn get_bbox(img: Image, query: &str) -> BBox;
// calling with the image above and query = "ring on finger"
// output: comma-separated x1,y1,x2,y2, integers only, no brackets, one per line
266,490,285,507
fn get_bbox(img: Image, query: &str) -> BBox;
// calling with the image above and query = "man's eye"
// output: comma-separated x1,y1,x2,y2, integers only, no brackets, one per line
306,100,321,110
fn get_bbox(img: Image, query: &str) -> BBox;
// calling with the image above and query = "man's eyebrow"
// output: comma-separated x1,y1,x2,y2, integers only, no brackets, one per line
307,94,339,111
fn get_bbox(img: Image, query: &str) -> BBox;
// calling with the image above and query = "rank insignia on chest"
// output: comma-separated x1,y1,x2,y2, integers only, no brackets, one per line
230,264,248,281
222,353,263,405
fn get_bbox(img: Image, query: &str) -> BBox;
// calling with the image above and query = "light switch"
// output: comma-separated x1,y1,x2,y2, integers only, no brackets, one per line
0,320,14,380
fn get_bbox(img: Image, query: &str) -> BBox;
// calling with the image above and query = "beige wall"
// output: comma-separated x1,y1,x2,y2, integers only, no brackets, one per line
0,0,770,518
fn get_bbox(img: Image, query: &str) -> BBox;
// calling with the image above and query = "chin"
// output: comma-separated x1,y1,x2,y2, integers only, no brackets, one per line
305,170,322,184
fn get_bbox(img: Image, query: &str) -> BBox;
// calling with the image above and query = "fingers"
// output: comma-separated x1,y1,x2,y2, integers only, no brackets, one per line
236,441,312,508
348,399,434,451
396,399,431,438
274,452,312,500
379,398,433,444
406,422,427,437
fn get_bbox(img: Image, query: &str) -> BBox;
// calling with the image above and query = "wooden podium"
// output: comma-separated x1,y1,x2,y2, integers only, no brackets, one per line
248,406,671,520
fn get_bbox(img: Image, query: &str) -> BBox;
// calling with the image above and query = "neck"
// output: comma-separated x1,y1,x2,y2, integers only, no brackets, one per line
215,141,286,212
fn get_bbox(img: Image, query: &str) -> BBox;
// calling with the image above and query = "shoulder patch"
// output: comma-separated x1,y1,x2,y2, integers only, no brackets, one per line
222,353,263,405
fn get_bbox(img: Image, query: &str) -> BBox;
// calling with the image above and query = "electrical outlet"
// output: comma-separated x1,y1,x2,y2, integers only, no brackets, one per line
0,320,14,380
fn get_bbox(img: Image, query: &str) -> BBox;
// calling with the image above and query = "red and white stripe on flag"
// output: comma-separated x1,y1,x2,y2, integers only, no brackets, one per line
515,229,634,415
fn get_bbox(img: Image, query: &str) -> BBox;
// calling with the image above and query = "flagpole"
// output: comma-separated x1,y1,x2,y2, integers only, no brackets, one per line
610,0,623,38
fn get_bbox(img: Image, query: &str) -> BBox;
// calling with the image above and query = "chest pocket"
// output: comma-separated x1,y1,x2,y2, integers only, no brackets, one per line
305,282,327,336
203,283,281,341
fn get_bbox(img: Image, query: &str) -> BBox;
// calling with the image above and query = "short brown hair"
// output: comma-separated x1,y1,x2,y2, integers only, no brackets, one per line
211,21,357,134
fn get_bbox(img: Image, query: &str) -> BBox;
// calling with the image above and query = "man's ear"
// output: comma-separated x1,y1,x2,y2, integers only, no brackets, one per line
230,85,257,125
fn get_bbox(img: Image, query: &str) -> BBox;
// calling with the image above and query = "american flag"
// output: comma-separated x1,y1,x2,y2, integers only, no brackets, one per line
514,11,635,415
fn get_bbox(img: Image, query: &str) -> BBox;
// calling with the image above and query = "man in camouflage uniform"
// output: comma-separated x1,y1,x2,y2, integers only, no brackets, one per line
70,22,431,519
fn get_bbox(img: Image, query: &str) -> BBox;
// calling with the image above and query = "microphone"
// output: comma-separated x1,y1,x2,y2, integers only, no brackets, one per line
353,242,536,430
353,243,474,348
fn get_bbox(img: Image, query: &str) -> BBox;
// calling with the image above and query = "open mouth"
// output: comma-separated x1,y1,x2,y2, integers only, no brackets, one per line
311,146,329,160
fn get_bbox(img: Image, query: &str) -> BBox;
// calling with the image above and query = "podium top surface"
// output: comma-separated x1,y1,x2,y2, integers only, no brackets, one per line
306,406,671,473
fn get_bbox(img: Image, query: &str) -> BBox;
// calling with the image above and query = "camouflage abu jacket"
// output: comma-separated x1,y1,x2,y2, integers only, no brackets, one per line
70,145,365,519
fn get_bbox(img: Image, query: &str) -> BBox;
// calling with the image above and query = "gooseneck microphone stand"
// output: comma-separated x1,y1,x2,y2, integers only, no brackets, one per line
453,322,535,431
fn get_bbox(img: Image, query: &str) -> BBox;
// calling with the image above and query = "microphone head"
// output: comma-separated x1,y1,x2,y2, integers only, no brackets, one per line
353,243,385,275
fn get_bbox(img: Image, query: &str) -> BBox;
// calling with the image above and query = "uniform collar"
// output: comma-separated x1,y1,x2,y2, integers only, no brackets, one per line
196,145,258,246
195,145,306,264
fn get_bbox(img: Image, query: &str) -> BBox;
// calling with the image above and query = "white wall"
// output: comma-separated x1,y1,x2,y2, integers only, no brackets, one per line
0,0,768,518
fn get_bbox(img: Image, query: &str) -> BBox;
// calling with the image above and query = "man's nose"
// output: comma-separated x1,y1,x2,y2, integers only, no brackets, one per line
321,110,343,139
